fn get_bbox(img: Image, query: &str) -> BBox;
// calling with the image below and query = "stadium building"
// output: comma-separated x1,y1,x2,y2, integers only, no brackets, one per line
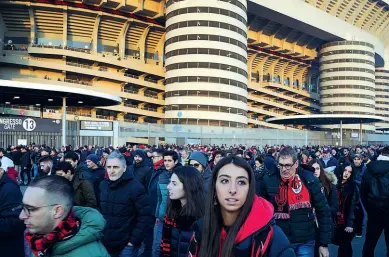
1,0,389,146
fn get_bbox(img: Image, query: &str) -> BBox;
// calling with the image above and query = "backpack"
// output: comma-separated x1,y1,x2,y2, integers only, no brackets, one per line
369,172,389,212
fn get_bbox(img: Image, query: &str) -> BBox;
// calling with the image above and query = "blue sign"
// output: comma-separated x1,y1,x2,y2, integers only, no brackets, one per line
177,111,183,118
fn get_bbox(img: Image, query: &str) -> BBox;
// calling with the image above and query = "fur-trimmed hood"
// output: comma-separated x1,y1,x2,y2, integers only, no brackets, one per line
325,171,338,185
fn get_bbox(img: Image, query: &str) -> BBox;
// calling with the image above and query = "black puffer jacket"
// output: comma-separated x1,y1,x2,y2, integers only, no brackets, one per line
0,173,25,257
259,167,332,245
168,221,194,257
11,150,22,165
99,168,153,254
21,151,31,170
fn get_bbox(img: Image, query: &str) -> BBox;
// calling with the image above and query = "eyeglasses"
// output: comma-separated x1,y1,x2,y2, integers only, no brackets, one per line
21,204,58,217
189,163,200,168
277,161,296,170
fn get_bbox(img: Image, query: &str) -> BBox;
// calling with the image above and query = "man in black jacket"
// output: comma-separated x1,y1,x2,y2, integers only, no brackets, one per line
361,146,389,257
30,145,40,177
99,151,152,257
11,146,23,173
20,146,32,185
260,146,331,257
0,161,25,257
264,148,278,171
85,154,106,203
133,150,152,190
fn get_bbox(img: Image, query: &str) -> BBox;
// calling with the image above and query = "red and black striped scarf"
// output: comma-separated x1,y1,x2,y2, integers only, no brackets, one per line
161,214,196,256
274,174,311,220
25,209,80,257
160,215,178,256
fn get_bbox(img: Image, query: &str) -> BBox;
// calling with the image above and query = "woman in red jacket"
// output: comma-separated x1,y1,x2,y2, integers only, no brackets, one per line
188,155,295,257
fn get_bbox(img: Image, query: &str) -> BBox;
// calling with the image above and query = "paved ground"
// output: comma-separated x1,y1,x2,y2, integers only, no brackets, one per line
20,186,386,256
329,234,386,257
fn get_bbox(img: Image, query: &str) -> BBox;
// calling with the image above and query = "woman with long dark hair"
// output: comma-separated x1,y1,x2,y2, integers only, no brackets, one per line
300,150,310,165
308,159,338,215
332,164,359,257
308,159,338,257
188,156,295,257
160,166,205,257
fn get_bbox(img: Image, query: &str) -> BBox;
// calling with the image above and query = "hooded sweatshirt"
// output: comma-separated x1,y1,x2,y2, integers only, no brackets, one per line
189,196,295,257
133,150,152,189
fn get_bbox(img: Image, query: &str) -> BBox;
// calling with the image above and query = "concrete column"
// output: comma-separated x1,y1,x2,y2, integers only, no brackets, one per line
113,121,119,147
63,8,68,46
360,123,363,145
340,120,343,146
62,97,67,147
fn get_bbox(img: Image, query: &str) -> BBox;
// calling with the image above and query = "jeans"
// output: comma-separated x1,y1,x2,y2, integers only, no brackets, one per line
32,164,38,177
139,225,154,257
360,200,368,236
152,220,164,257
111,245,139,257
20,169,31,184
291,240,315,257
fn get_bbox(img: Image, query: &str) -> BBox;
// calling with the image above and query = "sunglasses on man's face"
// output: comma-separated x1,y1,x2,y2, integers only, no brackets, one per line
189,163,200,168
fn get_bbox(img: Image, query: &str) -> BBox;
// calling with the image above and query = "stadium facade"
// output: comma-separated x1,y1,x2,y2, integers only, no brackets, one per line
1,0,389,145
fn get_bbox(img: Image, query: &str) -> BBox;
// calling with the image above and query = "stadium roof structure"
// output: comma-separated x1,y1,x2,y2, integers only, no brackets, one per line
266,114,384,126
0,79,121,107
267,114,385,145
376,126,389,132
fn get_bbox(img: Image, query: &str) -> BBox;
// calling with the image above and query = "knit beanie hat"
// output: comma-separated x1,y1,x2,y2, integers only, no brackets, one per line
188,151,208,167
86,154,99,165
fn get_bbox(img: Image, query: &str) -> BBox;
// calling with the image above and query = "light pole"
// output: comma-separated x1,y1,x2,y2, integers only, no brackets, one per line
62,97,67,147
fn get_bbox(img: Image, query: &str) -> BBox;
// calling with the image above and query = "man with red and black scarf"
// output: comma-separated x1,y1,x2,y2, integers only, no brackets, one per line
259,146,332,257
20,175,109,257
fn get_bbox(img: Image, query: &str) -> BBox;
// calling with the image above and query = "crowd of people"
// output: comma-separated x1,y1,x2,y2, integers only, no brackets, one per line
0,142,388,257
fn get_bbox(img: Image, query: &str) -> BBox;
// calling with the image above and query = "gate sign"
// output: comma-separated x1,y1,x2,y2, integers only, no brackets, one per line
80,121,113,131
0,117,61,132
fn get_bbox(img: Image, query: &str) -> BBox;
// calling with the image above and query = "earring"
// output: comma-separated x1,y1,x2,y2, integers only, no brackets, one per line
214,195,217,206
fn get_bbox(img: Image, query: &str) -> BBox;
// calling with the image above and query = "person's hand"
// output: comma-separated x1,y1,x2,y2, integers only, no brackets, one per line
345,227,354,233
319,246,329,257
128,242,133,246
